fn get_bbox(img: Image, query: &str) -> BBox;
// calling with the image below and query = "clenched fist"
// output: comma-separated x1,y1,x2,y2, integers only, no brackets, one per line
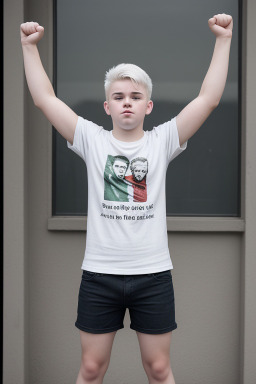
208,14,233,38
20,22,44,45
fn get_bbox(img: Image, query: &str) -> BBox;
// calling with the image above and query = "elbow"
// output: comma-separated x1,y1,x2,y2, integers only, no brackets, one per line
34,90,56,109
34,102,46,112
212,99,220,109
208,94,221,109
205,99,220,112
34,100,41,109
34,94,54,110
199,93,220,110
33,96,44,109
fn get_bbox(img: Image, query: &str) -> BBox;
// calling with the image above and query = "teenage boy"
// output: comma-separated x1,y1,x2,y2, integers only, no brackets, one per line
20,13,233,384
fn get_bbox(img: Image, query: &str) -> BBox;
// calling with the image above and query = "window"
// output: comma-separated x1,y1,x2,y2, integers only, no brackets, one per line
53,0,241,216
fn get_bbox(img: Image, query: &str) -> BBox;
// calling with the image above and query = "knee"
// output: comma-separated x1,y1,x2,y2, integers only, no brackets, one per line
80,357,108,381
146,359,171,382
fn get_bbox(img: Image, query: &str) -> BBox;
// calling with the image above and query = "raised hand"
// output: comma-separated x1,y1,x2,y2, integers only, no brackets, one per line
20,22,44,45
208,13,233,38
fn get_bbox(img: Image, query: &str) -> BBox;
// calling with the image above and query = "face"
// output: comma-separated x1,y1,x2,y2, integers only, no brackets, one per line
104,79,153,132
113,159,128,179
132,161,148,181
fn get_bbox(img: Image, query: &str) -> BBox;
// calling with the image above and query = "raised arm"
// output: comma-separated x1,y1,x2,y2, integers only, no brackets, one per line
176,14,233,146
20,22,78,145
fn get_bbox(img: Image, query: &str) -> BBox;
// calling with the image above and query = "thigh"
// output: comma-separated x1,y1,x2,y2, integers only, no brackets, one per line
129,270,177,334
75,270,125,334
79,329,117,365
136,331,172,365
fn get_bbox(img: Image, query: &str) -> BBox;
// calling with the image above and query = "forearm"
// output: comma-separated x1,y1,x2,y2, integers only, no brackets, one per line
199,36,232,106
22,43,55,107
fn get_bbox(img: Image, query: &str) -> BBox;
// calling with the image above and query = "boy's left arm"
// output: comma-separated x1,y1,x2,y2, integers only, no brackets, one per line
176,14,233,146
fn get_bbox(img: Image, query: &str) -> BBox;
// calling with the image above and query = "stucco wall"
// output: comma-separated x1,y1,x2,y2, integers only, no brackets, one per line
4,0,256,383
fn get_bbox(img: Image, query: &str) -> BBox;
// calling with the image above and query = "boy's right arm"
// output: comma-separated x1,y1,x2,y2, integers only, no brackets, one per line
21,22,78,145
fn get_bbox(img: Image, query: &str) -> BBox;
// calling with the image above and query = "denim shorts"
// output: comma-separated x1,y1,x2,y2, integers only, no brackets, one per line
75,269,177,335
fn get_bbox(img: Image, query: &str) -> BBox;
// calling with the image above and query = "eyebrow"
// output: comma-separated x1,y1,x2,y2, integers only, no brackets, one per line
111,92,143,96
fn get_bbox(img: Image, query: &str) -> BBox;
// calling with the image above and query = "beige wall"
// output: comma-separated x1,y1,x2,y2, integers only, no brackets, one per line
4,0,256,384
4,0,28,383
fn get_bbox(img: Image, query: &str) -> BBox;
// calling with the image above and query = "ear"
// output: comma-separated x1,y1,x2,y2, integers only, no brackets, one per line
145,100,153,115
103,101,111,115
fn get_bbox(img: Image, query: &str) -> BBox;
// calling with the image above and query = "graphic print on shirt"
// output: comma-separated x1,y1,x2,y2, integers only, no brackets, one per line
104,155,148,202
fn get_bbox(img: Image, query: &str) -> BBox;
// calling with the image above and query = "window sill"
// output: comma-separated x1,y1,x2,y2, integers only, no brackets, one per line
48,216,245,232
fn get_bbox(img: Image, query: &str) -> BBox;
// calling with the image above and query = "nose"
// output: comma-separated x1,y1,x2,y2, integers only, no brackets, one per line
123,97,132,107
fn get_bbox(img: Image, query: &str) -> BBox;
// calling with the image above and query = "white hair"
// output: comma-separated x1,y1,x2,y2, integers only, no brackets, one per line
104,63,152,100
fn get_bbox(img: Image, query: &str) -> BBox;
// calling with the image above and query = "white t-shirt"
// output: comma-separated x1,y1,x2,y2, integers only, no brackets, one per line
67,116,187,274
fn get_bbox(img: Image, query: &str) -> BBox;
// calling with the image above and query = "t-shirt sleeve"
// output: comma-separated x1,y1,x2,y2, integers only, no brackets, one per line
154,116,187,166
67,116,103,163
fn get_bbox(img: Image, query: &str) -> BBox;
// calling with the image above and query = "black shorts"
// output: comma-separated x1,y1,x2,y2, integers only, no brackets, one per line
75,269,177,335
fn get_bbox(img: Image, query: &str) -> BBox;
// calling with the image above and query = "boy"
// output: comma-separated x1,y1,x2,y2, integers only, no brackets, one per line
20,13,233,384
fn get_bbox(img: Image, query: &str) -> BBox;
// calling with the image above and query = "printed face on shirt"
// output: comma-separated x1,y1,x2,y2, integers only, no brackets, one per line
113,159,129,179
131,160,148,182
103,79,153,133
104,154,148,202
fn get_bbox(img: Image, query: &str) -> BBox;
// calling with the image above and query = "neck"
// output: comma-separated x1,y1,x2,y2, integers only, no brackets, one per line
112,124,145,142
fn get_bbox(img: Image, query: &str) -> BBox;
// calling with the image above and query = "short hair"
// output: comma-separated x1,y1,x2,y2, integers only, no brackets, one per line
113,155,130,169
104,63,152,100
130,157,148,172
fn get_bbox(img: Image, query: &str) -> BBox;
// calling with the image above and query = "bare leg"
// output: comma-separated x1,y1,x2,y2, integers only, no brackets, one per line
76,330,117,384
136,331,175,384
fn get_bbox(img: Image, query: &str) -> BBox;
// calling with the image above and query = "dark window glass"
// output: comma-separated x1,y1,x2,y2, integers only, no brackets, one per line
53,0,240,216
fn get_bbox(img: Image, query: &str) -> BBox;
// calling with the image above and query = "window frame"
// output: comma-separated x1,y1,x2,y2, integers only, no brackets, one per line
48,0,245,232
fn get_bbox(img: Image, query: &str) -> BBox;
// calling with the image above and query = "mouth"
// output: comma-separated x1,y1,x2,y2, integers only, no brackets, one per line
122,110,133,114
